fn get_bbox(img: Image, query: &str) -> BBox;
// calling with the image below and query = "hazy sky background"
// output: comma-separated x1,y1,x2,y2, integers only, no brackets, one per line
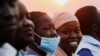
20,0,100,17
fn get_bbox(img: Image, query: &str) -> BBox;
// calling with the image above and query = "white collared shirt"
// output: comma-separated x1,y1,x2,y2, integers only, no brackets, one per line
0,42,17,56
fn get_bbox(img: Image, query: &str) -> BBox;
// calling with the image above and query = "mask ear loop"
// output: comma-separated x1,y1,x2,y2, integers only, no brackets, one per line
33,33,46,51
34,32,41,38
33,33,41,47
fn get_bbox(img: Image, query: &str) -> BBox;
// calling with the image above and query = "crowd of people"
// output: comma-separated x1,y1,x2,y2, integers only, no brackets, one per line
0,0,100,56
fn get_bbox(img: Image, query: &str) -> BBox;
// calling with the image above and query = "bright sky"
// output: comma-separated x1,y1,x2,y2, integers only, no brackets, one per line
20,0,100,17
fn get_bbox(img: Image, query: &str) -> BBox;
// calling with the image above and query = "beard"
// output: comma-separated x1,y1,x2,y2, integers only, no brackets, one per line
0,29,16,47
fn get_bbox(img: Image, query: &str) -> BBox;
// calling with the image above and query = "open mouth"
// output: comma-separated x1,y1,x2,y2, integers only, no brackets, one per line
69,41,78,47
69,40,79,47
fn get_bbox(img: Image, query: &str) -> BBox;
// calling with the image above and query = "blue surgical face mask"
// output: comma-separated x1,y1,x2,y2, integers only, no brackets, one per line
34,33,60,54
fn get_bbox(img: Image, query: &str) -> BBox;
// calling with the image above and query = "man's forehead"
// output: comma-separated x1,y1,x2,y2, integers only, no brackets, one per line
17,1,27,13
0,4,19,16
38,15,51,21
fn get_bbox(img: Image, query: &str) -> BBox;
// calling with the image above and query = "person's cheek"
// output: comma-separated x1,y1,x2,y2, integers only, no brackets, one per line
45,30,51,36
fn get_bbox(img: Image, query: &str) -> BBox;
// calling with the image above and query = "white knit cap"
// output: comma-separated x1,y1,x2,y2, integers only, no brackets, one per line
53,12,79,30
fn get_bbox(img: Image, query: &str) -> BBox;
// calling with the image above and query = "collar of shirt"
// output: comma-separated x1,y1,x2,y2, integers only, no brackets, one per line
0,42,17,56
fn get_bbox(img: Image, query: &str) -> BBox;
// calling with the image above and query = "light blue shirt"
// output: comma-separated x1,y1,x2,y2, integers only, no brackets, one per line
19,48,40,56
19,48,56,56
75,35,100,56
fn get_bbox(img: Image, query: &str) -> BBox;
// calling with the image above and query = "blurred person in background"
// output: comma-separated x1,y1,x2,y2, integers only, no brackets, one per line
0,0,19,56
75,6,100,56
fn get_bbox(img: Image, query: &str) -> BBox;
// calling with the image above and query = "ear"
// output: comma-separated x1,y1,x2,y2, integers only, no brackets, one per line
91,24,97,31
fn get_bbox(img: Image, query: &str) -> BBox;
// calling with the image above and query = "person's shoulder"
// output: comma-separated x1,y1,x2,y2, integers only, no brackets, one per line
0,43,17,56
78,48,93,56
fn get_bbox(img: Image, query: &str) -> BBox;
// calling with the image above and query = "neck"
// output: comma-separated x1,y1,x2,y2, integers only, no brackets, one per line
90,31,100,41
0,41,6,47
60,46,73,56
9,40,27,51
65,50,72,56
0,37,7,47
0,36,8,47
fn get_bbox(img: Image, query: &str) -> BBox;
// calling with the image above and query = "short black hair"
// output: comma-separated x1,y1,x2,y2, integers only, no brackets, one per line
75,6,99,35
0,0,17,5
29,11,46,26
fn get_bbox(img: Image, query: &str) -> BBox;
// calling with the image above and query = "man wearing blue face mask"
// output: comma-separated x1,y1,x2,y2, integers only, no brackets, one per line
27,11,61,56
33,32,60,54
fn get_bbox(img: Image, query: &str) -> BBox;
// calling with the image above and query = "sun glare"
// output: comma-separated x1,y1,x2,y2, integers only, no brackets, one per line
56,0,68,6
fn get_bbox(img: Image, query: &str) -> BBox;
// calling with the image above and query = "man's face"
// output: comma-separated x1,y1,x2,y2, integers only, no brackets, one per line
0,2,19,42
35,14,57,37
15,3,35,45
16,14,35,44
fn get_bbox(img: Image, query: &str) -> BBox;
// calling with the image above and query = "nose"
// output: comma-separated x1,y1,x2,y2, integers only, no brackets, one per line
70,32,77,39
50,29,57,37
23,17,34,27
